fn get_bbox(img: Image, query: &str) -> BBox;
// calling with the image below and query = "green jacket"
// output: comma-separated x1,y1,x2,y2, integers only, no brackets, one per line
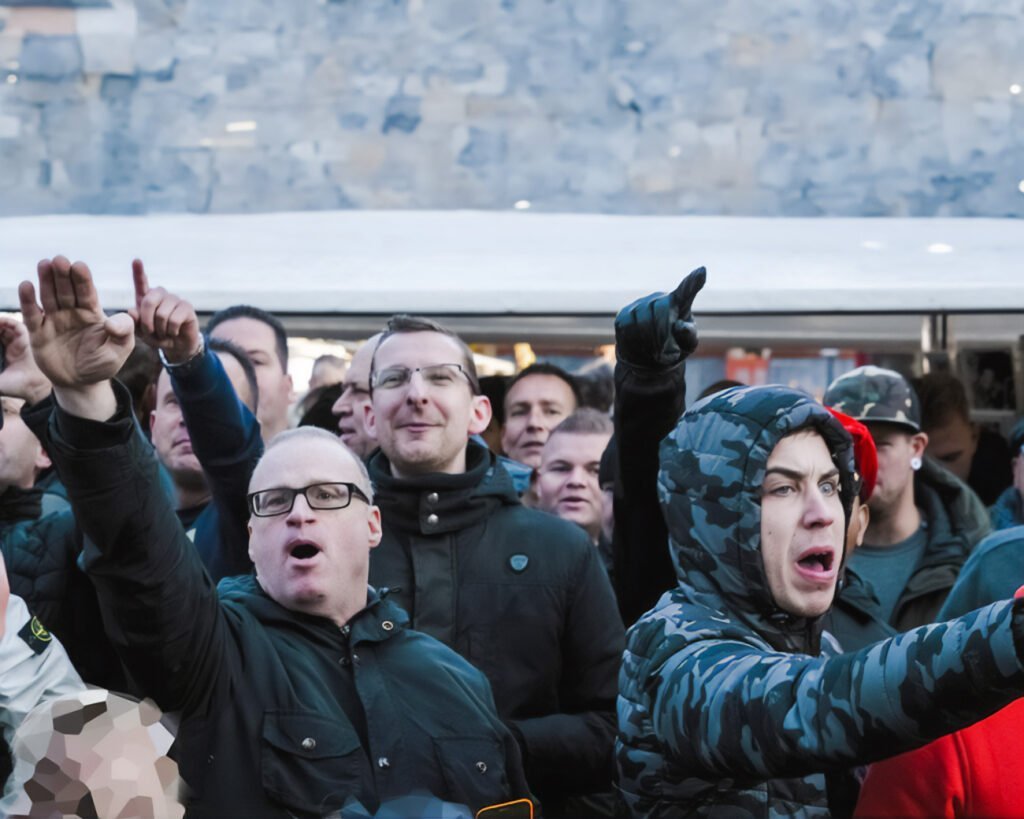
45,383,532,818
894,461,989,629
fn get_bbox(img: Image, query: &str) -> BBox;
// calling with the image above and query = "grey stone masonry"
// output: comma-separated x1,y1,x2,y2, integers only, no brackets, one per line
1,0,1023,216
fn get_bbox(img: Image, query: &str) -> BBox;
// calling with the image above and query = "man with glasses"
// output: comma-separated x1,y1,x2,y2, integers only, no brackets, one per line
363,315,624,816
19,258,532,817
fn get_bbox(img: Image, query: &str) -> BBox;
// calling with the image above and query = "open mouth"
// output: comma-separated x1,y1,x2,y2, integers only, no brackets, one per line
289,542,321,561
796,549,834,573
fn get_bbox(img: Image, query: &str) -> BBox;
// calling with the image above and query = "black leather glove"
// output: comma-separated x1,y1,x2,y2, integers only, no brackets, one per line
615,266,706,370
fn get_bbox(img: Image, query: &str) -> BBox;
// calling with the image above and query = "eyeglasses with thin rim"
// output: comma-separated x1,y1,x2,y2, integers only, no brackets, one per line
370,363,479,393
248,482,371,517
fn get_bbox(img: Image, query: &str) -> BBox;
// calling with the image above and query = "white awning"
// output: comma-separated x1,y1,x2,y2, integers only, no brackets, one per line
3,211,1022,317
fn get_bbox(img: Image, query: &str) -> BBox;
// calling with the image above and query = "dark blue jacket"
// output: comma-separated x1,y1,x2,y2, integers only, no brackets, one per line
990,486,1024,531
939,525,1024,619
168,346,262,581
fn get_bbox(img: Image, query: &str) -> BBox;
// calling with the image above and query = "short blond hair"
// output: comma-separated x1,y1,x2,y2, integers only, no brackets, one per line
258,427,374,502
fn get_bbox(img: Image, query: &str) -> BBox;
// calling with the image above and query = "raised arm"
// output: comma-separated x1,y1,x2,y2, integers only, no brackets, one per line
612,268,705,625
20,257,230,713
0,317,52,408
131,259,262,579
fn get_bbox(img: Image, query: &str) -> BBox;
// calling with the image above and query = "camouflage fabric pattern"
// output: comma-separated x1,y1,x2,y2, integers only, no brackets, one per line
616,385,1024,817
822,365,921,431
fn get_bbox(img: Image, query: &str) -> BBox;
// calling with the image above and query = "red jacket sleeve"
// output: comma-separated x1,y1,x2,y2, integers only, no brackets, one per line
855,735,962,819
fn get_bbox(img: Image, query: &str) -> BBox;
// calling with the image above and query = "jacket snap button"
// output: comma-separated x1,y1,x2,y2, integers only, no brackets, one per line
381,620,394,631
426,513,439,525
378,756,390,768
476,761,487,773
426,492,439,505
341,624,351,636
301,737,316,751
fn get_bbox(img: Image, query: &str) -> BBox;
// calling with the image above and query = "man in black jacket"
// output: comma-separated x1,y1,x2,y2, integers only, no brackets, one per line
363,315,625,815
20,256,532,818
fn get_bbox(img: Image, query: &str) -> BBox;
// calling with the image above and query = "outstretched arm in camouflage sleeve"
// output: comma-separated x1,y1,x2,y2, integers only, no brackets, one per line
651,598,1024,780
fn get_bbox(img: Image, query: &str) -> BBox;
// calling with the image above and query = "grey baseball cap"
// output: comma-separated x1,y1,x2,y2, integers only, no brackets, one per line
823,365,921,432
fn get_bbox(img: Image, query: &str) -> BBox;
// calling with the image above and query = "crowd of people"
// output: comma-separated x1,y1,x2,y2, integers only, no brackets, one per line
1,257,1023,818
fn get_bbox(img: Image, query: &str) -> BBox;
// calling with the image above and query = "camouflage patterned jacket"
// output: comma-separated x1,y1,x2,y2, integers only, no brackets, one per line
617,386,1024,818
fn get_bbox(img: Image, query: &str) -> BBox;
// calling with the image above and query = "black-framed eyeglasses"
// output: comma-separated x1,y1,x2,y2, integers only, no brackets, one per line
370,363,479,393
248,482,371,517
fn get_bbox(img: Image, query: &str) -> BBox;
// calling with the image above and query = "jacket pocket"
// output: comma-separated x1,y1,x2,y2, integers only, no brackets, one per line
261,710,371,816
432,736,509,812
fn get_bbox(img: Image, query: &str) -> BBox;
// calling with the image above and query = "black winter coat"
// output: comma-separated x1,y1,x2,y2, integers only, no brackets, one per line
367,442,625,809
0,488,123,690
45,385,532,818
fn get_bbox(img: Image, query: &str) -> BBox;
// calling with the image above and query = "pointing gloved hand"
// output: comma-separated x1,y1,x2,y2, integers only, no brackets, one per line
615,266,707,370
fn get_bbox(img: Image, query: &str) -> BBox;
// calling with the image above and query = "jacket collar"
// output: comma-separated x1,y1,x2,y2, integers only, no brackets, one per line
0,485,43,524
218,575,410,645
367,440,518,535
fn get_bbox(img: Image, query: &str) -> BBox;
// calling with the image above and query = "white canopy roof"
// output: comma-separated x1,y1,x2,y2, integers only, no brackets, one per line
3,211,1022,318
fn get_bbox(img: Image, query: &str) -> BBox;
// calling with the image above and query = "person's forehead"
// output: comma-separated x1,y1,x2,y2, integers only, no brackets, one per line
927,414,972,438
864,422,912,444
346,339,378,382
154,369,175,403
766,428,832,465
214,351,251,399
251,437,361,488
542,431,610,464
506,374,575,406
374,330,464,367
211,317,278,354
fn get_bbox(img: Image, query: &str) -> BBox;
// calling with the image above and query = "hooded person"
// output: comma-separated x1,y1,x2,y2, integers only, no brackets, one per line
617,385,1024,818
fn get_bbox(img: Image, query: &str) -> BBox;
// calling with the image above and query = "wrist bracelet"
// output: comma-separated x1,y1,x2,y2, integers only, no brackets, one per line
159,337,206,376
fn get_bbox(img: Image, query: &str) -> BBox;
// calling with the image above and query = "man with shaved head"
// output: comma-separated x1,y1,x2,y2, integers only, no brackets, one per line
19,256,531,817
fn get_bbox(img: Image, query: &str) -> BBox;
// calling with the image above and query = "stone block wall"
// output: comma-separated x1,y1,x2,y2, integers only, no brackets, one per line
1,0,1022,216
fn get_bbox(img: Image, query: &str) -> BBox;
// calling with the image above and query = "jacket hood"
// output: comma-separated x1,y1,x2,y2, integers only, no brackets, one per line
658,385,855,649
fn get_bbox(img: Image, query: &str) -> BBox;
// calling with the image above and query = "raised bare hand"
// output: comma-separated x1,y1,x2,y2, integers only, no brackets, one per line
129,259,202,365
0,316,51,405
19,257,134,393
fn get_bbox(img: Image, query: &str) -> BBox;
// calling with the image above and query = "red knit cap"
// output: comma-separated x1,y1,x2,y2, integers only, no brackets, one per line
827,407,878,503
